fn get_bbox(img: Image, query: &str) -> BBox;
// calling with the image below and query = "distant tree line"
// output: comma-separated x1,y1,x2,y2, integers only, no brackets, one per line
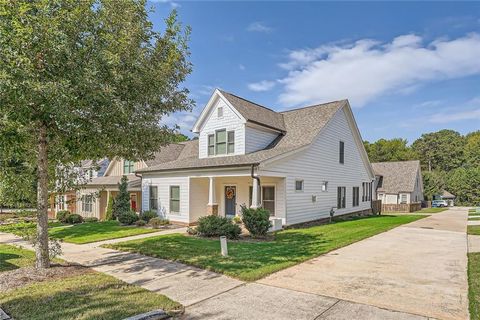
364,129,480,205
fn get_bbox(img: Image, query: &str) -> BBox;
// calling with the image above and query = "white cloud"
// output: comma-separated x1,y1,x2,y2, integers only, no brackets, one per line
150,0,179,8
272,33,480,107
429,97,480,123
247,80,276,92
247,22,273,33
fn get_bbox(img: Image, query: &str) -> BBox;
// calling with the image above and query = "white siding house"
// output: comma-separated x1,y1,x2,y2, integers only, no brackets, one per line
138,89,375,226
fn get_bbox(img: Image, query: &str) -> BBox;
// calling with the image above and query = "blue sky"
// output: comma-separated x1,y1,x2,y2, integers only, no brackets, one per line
148,1,480,143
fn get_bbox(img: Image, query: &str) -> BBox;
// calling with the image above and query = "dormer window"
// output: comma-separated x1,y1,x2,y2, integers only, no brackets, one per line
217,107,223,118
123,160,134,174
208,129,235,156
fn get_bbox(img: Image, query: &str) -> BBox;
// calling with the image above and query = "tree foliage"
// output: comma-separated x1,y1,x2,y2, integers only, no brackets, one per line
364,138,415,163
447,167,480,206
0,0,192,268
422,171,445,201
465,131,480,168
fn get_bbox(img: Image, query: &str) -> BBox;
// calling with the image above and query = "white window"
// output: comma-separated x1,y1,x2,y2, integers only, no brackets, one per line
170,186,180,213
217,106,223,118
227,131,235,154
210,129,235,156
149,186,158,210
400,194,407,204
82,195,93,213
295,180,304,191
208,134,215,156
56,195,66,211
123,160,134,174
321,181,328,192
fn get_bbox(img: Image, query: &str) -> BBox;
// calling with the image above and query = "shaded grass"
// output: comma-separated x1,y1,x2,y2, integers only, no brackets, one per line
0,221,157,244
471,209,480,214
0,244,36,272
107,215,424,281
49,221,158,244
469,253,480,320
469,226,480,236
0,272,182,320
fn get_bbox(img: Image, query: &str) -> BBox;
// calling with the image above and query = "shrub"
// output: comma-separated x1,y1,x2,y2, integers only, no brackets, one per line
105,197,114,221
56,210,71,223
240,205,271,237
196,215,241,239
84,217,98,223
135,219,147,226
118,211,139,225
139,210,157,223
65,213,83,224
149,217,170,229
112,176,131,218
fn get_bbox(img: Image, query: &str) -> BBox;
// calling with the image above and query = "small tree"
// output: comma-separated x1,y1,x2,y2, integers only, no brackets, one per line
113,176,131,218
240,205,271,237
105,197,114,221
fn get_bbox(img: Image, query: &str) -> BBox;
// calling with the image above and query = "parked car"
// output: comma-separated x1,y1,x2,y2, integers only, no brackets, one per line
432,200,448,207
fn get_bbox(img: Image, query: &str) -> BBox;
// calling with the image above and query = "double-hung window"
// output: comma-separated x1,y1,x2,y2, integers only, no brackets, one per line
82,195,93,213
149,186,158,210
170,186,180,213
337,187,346,209
353,187,359,207
123,160,134,174
210,129,235,156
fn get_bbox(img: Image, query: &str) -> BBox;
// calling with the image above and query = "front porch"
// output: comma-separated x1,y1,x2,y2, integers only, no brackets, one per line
189,175,286,224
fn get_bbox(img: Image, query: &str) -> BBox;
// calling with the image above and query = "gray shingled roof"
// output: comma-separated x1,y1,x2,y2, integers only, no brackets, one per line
371,160,421,193
220,90,286,132
138,100,347,173
87,174,140,186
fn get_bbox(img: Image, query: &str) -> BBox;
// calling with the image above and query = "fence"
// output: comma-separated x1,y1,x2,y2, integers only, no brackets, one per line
371,200,382,214
382,202,422,213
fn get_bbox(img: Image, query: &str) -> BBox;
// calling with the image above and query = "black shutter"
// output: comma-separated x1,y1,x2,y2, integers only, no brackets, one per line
339,141,344,164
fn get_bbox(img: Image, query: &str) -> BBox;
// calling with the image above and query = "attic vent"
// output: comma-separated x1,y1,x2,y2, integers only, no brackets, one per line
217,107,223,118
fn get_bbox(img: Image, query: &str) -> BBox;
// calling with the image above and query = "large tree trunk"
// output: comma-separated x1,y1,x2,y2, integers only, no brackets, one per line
36,123,50,269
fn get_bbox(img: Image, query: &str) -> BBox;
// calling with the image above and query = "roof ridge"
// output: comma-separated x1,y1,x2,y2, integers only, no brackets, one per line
372,160,420,164
280,99,348,114
219,90,279,114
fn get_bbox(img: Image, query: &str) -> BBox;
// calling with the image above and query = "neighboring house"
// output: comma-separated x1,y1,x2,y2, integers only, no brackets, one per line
434,190,455,206
75,147,187,219
372,160,424,205
48,159,109,218
137,89,376,226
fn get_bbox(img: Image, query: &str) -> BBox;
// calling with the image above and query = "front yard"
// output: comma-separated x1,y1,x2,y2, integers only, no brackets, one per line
107,214,424,281
0,244,181,320
0,221,159,244
469,252,480,320
469,225,480,236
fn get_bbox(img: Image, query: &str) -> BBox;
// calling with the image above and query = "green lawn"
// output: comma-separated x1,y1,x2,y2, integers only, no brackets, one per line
107,215,424,281
0,221,157,244
470,209,480,214
0,244,36,272
418,207,449,213
469,253,480,320
469,226,480,236
0,244,182,319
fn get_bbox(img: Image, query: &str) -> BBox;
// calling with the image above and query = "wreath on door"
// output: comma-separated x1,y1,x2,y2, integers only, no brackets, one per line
226,187,235,199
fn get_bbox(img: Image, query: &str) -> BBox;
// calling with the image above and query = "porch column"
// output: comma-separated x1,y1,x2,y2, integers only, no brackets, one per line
250,176,261,209
206,177,218,215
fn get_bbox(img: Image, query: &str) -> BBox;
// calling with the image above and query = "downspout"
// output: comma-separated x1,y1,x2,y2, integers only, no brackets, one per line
250,164,261,186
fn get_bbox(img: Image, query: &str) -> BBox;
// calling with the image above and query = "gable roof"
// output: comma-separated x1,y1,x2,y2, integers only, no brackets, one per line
138,99,348,173
219,90,286,132
372,160,421,194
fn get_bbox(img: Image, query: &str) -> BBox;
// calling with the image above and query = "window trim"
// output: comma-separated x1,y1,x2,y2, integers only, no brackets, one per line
82,194,93,213
169,185,180,214
207,134,215,156
209,129,235,156
295,179,304,192
227,130,235,154
217,106,224,118
249,185,276,216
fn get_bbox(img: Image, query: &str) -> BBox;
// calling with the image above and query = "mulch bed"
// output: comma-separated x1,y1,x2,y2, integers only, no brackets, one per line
0,263,92,292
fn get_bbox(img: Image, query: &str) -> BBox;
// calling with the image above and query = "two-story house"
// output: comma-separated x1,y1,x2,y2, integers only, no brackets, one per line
137,89,376,226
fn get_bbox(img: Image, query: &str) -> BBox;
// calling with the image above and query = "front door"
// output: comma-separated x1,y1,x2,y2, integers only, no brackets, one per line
224,186,236,218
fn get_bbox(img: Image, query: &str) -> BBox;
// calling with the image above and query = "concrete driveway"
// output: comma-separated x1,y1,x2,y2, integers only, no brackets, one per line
257,208,469,320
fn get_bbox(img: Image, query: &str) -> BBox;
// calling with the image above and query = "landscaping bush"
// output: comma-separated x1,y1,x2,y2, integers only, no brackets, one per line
56,210,71,223
105,197,114,221
139,210,157,223
65,213,83,224
149,217,170,229
240,205,271,237
118,211,139,225
196,215,241,239
135,219,147,226
84,217,98,223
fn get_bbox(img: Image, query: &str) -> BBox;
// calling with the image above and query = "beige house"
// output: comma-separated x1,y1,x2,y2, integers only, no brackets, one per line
372,160,424,205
